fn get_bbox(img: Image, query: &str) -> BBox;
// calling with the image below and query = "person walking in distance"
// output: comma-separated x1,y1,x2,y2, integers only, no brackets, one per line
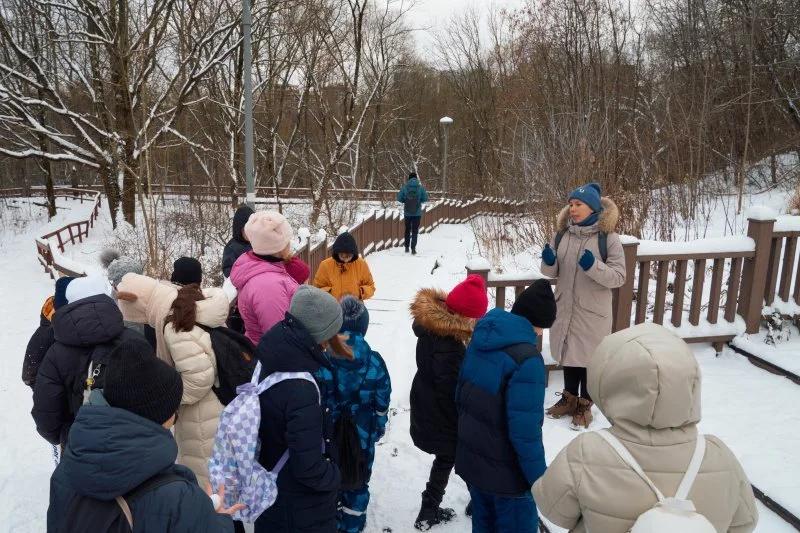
397,172,429,255
539,182,626,430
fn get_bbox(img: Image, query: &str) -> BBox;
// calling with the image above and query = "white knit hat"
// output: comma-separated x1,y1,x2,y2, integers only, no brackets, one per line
65,275,113,304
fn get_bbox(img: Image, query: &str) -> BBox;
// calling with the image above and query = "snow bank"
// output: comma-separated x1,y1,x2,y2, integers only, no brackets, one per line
745,205,778,221
637,236,754,256
662,315,746,339
775,215,800,233
466,256,491,271
619,234,640,245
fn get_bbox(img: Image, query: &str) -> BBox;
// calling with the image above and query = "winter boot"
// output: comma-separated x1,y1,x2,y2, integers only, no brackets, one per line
414,494,456,531
412,248,417,255
405,246,410,253
569,398,593,431
546,390,578,419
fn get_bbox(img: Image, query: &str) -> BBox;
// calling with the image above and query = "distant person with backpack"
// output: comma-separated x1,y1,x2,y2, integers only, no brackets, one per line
455,280,556,533
397,172,429,254
163,284,240,489
409,274,488,530
31,276,143,447
313,231,376,302
47,337,242,532
229,211,304,345
22,276,72,389
247,285,345,532
539,182,626,430
315,296,391,533
533,324,758,533
223,205,255,278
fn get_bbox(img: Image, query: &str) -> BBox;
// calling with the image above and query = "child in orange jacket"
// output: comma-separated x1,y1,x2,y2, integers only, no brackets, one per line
313,232,376,301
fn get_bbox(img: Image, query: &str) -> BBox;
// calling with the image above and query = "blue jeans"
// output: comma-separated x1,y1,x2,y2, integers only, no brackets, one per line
468,486,537,533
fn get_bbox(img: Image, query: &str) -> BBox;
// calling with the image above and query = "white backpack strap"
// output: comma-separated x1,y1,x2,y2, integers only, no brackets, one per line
261,371,320,402
597,430,665,502
674,435,706,500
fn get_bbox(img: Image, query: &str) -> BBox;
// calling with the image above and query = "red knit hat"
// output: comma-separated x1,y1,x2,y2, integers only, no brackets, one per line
446,274,489,319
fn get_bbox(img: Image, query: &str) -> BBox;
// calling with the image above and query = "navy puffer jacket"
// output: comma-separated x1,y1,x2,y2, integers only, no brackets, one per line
254,313,341,533
47,390,232,532
31,294,137,446
222,205,254,278
455,308,547,497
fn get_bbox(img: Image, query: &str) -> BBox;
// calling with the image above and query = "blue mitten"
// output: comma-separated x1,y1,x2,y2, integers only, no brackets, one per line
579,249,595,271
542,244,557,266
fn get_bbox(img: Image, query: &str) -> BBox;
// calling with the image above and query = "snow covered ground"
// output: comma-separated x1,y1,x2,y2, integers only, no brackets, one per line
1,199,798,532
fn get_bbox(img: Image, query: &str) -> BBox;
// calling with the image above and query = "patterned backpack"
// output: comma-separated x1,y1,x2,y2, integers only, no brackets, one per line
208,360,319,522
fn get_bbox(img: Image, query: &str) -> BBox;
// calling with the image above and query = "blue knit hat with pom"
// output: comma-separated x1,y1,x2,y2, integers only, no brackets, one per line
339,295,369,336
53,276,75,310
568,182,602,213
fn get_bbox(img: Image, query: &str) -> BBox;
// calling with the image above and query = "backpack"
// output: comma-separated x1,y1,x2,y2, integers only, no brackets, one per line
596,430,716,533
554,229,608,262
404,184,421,215
62,472,185,532
208,360,320,523
68,339,122,416
199,325,257,405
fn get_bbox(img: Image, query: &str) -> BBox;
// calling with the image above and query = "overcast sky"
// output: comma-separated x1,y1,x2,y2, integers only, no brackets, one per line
398,0,528,58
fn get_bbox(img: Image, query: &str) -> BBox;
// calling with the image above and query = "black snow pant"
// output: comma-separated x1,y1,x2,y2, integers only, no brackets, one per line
422,455,455,507
404,216,421,251
564,366,591,401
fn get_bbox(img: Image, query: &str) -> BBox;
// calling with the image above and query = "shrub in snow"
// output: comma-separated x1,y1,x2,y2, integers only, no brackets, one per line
763,310,791,346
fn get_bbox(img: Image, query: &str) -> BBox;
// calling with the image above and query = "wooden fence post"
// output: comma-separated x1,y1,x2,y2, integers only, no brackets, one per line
738,216,776,334
613,240,639,332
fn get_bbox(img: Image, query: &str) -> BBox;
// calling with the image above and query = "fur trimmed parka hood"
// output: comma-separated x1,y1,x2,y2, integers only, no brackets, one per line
557,197,620,233
410,288,476,344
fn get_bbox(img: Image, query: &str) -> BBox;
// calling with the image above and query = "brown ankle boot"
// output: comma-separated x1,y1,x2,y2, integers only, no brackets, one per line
546,390,578,419
570,398,594,431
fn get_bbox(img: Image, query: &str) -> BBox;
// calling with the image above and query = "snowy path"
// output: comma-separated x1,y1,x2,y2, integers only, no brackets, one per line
0,211,797,532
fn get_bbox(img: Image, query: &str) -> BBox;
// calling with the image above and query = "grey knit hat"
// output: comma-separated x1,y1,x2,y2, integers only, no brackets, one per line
289,285,343,344
104,252,144,288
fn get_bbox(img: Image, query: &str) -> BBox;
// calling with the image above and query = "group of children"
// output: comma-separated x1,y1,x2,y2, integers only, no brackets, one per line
23,181,760,533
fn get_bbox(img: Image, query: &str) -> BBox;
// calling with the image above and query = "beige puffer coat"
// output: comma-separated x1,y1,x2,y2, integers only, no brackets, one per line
164,288,230,488
116,273,179,365
532,323,758,533
540,198,626,367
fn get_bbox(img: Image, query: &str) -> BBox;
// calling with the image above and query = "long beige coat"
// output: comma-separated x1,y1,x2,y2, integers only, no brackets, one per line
116,273,178,365
164,288,230,488
532,323,758,533
540,198,626,367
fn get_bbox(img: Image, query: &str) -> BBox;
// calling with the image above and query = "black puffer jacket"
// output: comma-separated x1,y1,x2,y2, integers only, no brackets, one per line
254,313,341,533
222,205,254,278
409,288,476,457
31,294,140,446
22,298,56,388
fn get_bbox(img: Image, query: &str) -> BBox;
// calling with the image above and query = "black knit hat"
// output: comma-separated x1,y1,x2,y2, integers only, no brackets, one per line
408,172,417,181
104,337,183,425
170,257,202,286
511,279,557,328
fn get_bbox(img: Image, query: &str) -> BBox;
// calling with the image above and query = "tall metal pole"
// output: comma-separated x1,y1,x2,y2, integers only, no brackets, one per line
439,116,453,193
242,0,255,207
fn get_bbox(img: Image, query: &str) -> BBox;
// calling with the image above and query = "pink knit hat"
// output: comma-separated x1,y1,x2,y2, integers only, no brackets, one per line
245,210,293,255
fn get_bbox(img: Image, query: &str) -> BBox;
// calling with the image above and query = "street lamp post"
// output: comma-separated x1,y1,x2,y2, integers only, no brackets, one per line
242,0,255,207
439,116,453,193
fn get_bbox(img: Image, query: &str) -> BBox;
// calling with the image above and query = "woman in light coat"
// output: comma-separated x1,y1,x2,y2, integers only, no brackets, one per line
540,182,626,430
532,323,758,533
164,284,230,488
116,273,179,364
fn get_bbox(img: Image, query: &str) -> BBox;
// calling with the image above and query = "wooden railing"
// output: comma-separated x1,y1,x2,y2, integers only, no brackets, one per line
469,213,800,352
24,188,103,278
296,197,524,277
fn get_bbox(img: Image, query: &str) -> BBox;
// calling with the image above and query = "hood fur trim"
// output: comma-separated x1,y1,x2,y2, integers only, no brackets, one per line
557,197,619,233
410,288,476,343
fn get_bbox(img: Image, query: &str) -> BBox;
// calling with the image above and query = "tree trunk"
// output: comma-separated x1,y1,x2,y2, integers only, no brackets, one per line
111,0,137,225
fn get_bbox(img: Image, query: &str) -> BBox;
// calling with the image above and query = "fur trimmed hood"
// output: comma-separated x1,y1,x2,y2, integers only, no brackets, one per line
557,197,619,233
410,288,476,343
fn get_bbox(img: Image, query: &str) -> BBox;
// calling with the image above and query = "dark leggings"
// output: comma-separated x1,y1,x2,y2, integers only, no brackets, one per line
423,455,455,507
564,366,591,401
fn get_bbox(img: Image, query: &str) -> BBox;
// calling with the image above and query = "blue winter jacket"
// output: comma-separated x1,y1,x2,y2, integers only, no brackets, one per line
47,390,233,532
397,177,429,217
455,308,547,496
316,333,391,454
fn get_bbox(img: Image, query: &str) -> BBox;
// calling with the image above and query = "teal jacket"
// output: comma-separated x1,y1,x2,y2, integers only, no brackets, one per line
397,177,429,217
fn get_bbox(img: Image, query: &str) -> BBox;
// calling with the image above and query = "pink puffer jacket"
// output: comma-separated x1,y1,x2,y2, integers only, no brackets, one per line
229,252,299,345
